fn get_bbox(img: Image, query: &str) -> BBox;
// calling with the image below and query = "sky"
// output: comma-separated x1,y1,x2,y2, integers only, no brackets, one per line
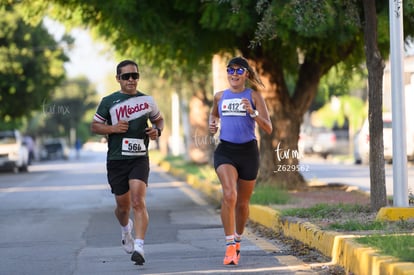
43,18,116,94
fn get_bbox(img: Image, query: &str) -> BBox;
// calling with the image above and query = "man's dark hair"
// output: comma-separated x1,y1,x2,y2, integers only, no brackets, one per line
116,60,138,76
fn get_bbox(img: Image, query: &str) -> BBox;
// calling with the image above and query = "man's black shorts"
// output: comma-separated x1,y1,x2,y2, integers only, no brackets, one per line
214,139,259,181
106,157,150,195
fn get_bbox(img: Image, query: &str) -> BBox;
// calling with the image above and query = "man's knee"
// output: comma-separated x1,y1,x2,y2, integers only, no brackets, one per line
131,198,146,210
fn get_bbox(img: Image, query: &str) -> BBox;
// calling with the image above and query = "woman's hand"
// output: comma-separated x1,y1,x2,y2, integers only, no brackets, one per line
209,118,219,134
241,98,254,115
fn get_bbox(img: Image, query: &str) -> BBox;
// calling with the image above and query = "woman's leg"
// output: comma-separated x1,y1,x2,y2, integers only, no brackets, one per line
235,179,256,235
216,164,238,236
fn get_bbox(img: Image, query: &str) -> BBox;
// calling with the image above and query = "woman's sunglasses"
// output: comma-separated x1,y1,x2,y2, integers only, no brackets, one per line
119,72,140,80
227,67,246,75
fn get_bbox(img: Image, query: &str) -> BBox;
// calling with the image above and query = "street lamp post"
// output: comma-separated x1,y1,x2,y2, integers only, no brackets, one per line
389,0,408,207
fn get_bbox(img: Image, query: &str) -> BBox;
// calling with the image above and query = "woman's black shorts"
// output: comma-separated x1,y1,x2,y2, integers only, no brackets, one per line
214,139,259,181
106,156,150,195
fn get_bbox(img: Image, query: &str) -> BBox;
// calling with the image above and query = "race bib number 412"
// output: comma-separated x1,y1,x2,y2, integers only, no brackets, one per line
121,138,147,156
221,98,246,116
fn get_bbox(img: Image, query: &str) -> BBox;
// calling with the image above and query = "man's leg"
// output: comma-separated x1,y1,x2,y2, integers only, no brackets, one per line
115,191,134,253
114,191,131,227
129,179,148,239
129,179,148,265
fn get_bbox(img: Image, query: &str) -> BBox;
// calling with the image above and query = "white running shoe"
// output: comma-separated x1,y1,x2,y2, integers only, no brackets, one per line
121,219,134,254
131,245,145,265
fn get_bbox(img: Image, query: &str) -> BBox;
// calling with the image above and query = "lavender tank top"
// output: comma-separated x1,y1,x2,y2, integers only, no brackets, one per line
218,88,256,144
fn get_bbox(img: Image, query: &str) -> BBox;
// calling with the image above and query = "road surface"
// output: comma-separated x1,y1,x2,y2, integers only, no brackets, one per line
301,156,414,196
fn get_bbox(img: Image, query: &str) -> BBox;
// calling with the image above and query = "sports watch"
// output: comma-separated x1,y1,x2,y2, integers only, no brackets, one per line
250,109,259,118
155,127,162,137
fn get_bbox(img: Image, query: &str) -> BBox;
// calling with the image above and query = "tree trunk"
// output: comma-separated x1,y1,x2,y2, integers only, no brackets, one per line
253,58,325,190
258,108,305,189
187,71,215,164
188,95,213,164
363,0,387,211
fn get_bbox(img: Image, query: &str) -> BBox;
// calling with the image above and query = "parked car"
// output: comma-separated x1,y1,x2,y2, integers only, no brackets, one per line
353,130,368,164
298,126,337,158
40,138,70,160
0,130,29,172
311,128,337,158
298,126,314,154
354,112,407,164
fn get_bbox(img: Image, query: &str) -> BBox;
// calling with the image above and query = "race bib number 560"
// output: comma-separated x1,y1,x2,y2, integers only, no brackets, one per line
121,138,146,156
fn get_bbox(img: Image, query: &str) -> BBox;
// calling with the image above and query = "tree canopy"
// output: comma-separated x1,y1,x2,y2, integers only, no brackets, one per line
28,77,99,142
0,3,68,126
12,1,414,194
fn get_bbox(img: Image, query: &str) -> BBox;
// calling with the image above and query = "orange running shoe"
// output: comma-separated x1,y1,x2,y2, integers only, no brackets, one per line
235,242,241,260
223,244,238,265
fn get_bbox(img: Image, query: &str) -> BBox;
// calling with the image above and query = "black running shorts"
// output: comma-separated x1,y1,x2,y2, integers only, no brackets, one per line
107,157,150,195
214,139,260,181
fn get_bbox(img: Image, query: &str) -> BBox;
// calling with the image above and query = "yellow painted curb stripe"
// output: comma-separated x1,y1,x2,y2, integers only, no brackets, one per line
249,204,414,275
377,207,414,221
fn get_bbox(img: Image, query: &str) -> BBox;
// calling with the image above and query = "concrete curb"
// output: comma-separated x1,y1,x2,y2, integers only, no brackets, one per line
248,205,414,275
157,161,414,274
377,207,414,221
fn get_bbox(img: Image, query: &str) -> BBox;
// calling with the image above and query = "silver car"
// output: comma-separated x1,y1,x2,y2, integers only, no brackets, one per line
299,126,337,158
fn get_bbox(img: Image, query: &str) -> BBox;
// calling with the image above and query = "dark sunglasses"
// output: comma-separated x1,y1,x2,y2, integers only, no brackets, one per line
119,72,140,80
227,67,246,75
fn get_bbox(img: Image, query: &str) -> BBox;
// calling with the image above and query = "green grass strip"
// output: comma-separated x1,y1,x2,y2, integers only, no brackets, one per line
281,203,371,218
356,234,414,262
250,184,290,205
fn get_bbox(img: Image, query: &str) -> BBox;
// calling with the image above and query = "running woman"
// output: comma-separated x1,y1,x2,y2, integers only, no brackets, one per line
209,56,272,265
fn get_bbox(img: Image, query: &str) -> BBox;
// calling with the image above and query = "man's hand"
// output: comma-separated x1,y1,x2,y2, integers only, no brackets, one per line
114,120,129,133
145,127,159,140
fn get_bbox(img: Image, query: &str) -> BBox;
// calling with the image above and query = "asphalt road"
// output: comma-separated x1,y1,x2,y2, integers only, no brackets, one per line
0,150,320,275
301,156,414,196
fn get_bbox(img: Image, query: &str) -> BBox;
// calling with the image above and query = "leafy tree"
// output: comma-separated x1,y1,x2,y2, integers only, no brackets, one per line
201,0,390,190
313,63,368,111
29,77,99,144
314,96,366,129
314,95,366,156
312,64,368,153
0,3,68,126
16,1,414,199
139,66,214,160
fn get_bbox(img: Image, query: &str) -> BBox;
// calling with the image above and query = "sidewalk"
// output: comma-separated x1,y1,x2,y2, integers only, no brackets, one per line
158,161,414,275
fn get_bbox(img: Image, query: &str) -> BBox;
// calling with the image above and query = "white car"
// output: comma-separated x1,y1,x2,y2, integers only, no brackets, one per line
354,112,412,164
311,128,337,159
0,130,29,172
299,126,337,158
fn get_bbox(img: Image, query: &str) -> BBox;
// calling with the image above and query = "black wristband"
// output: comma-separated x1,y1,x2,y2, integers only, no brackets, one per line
156,127,162,137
